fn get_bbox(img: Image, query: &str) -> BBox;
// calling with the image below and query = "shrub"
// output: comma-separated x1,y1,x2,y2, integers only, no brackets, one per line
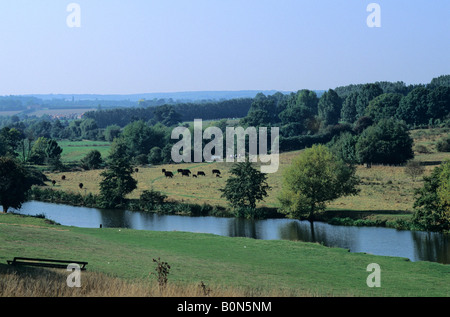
436,137,450,152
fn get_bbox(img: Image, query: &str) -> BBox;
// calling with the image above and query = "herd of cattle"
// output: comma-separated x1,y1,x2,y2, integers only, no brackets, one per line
51,167,223,187
162,168,222,179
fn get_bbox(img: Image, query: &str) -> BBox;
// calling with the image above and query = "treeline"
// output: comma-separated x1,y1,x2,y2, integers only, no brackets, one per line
83,98,253,128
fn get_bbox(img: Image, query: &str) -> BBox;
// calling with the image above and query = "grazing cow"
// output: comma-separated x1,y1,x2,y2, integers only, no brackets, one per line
181,170,190,177
52,180,56,186
162,168,166,174
177,168,184,173
165,171,174,178
215,174,222,178
212,169,221,175
79,183,84,189
135,168,139,173
197,171,206,176
61,175,66,180
193,174,197,178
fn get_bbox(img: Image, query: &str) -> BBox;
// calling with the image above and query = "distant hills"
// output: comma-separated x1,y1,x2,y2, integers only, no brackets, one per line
20,90,299,102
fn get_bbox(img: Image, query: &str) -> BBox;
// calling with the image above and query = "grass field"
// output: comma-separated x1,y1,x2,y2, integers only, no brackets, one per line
46,150,449,214
0,213,448,297
59,140,111,163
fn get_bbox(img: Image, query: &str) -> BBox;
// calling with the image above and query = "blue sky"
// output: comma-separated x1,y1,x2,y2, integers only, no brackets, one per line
0,0,449,95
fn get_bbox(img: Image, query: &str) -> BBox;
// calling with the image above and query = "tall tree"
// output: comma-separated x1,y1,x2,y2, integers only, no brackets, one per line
413,161,450,232
396,86,430,126
318,89,342,126
99,154,137,209
0,157,32,213
278,144,360,223
355,84,383,119
220,161,271,215
340,92,359,124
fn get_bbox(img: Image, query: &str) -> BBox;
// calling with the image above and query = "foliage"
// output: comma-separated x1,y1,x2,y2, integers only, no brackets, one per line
340,91,359,123
318,89,342,126
0,157,32,213
220,161,271,216
354,83,383,119
355,118,414,165
364,93,403,122
80,150,104,170
148,147,162,165
99,146,137,208
328,132,359,164
278,144,360,222
436,136,450,152
396,86,430,126
139,188,167,212
413,161,450,232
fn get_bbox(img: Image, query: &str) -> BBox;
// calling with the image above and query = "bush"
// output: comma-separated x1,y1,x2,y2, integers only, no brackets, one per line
139,189,167,212
414,144,429,154
436,137,450,152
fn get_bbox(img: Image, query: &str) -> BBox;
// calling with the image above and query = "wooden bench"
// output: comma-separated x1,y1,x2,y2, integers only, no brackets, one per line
7,257,88,271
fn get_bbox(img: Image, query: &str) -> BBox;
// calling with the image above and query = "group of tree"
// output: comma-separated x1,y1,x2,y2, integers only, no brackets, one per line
83,98,252,129
328,118,414,166
0,126,64,170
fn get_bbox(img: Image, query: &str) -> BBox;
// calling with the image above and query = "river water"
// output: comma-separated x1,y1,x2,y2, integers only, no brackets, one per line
9,201,449,264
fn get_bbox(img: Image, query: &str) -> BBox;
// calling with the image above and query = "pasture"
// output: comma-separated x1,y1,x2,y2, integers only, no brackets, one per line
45,150,449,215
59,140,111,163
42,127,450,218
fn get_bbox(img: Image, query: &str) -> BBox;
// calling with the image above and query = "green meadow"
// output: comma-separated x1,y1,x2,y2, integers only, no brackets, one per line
0,213,448,297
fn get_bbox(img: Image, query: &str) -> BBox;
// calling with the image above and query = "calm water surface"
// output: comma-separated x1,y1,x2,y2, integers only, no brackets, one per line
10,201,450,264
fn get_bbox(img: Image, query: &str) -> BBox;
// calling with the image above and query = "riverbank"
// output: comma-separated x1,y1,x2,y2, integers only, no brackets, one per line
27,186,418,231
0,213,448,297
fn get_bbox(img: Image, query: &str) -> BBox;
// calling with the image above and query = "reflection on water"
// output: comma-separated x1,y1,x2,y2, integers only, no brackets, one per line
9,201,450,264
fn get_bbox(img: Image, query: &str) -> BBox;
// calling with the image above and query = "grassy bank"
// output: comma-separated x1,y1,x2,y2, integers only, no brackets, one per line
0,213,448,297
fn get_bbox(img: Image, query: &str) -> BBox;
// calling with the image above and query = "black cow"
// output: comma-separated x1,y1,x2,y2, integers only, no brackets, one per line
215,174,222,178
177,168,184,173
165,171,174,178
193,174,197,178
135,168,139,173
197,171,206,176
79,183,84,189
61,175,66,180
52,180,56,186
181,170,191,177
212,169,221,175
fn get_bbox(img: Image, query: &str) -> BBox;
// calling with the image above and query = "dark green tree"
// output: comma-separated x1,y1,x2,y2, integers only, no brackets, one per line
318,89,342,126
355,84,383,119
80,150,104,170
396,86,430,126
148,146,162,165
412,161,450,232
99,139,137,208
220,161,271,215
427,86,450,120
0,157,32,213
99,158,137,208
340,92,359,124
355,118,414,165
364,93,403,122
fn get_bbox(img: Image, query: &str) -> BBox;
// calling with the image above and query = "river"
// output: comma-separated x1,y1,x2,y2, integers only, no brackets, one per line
9,201,449,264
